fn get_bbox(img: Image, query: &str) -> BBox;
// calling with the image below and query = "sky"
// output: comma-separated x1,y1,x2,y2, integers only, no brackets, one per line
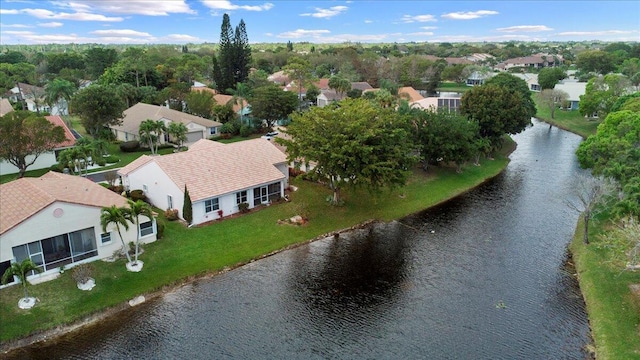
0,0,639,45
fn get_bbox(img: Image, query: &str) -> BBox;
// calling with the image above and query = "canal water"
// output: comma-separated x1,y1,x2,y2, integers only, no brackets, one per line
8,119,591,359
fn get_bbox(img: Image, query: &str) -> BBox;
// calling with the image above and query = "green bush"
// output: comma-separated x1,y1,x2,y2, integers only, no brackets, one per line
239,125,252,137
104,155,120,164
238,202,250,213
156,219,165,239
95,157,106,166
129,189,147,202
164,209,179,221
119,140,140,152
50,163,63,173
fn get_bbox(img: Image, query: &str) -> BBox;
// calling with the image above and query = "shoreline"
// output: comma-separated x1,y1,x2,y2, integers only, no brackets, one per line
1,168,507,355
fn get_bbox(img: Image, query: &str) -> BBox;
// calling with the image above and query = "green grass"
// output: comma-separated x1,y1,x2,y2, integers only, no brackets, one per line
570,219,640,360
214,133,263,143
0,146,511,346
436,82,471,93
534,99,601,138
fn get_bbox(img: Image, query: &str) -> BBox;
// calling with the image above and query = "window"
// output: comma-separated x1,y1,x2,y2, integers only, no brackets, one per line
12,227,97,273
236,191,247,205
101,232,112,244
139,221,154,237
167,195,173,209
142,184,148,192
253,181,282,205
209,127,217,135
205,198,219,213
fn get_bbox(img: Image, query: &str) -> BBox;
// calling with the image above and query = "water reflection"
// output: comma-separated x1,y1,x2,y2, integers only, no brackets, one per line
7,120,591,359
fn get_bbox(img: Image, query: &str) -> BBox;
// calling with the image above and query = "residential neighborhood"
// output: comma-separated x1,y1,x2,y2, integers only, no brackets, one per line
0,4,638,357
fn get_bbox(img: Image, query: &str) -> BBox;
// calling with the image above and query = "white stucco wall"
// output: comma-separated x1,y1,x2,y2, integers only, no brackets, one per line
0,152,57,175
0,201,156,286
121,161,183,215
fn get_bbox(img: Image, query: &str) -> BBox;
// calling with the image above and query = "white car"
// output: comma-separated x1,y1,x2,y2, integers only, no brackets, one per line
261,131,279,140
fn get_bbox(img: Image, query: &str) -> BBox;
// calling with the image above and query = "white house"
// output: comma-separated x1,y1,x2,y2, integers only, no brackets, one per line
118,138,289,226
0,115,77,176
513,73,541,92
0,172,156,287
554,81,587,111
411,93,462,113
110,103,223,145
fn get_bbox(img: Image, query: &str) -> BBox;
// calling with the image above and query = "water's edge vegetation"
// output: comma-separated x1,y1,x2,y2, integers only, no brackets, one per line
0,140,514,353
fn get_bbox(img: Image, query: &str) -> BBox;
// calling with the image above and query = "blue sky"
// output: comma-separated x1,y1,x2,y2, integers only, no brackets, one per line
0,0,639,45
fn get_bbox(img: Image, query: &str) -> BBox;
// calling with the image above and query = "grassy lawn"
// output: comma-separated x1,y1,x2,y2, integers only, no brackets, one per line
214,133,264,143
0,146,511,345
570,219,640,360
436,82,471,93
534,100,601,139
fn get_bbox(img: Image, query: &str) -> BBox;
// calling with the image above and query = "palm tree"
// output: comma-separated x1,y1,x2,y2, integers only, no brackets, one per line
100,205,133,265
139,119,166,155
127,199,153,267
167,122,188,149
1,258,42,300
227,82,250,125
45,79,76,115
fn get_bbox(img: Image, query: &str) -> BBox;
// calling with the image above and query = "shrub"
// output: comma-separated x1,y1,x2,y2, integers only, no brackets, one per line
130,189,147,202
239,125,252,137
104,155,120,164
109,185,124,194
71,263,93,284
238,202,250,213
50,163,63,173
156,219,166,239
119,140,140,152
164,208,179,221
95,157,106,166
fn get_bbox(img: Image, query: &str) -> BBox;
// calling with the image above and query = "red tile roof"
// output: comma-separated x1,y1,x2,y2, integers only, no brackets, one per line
45,115,76,148
0,172,128,235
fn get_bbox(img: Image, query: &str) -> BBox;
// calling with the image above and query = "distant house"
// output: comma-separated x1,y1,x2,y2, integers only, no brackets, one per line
268,70,290,86
350,82,374,92
284,78,331,100
118,138,289,226
411,94,462,113
466,71,494,86
0,115,76,175
109,103,222,145
191,87,250,119
317,89,344,107
0,98,13,116
554,81,587,111
398,86,424,103
512,73,541,92
494,54,563,71
5,83,53,114
0,172,156,287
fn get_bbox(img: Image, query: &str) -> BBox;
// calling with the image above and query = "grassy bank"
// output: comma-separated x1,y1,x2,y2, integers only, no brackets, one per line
569,219,640,359
534,100,601,139
0,143,512,346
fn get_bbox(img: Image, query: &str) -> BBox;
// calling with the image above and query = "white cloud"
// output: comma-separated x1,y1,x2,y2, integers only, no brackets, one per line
0,9,20,14
38,22,63,28
401,14,436,23
441,10,498,20
277,29,331,39
0,23,32,28
556,30,637,36
91,29,152,37
17,8,123,21
164,34,201,42
200,1,274,12
300,6,348,19
497,25,553,32
406,32,434,37
364,19,373,24
420,26,437,30
62,0,196,16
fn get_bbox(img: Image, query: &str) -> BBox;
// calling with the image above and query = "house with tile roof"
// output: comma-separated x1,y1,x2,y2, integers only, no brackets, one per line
554,81,588,111
0,172,156,287
0,115,77,175
0,98,13,116
512,73,541,92
398,87,425,103
118,138,289,225
110,103,223,145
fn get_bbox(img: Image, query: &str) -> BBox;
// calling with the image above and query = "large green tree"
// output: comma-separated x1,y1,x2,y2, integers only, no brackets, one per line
576,50,616,75
460,84,531,150
139,119,166,155
185,91,214,118
579,74,632,118
537,89,569,119
213,14,252,94
84,47,118,80
484,72,537,119
250,84,298,129
278,98,416,205
576,110,640,185
538,67,566,90
70,85,126,137
283,56,314,105
0,111,66,178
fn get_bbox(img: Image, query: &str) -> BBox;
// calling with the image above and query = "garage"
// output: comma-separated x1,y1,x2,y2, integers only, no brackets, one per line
185,131,204,144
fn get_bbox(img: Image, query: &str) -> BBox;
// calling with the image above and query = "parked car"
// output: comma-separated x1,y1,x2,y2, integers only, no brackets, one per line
261,131,279,140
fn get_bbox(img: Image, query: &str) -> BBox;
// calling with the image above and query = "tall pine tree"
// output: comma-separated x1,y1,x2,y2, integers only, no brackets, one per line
213,15,252,94
183,185,193,225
